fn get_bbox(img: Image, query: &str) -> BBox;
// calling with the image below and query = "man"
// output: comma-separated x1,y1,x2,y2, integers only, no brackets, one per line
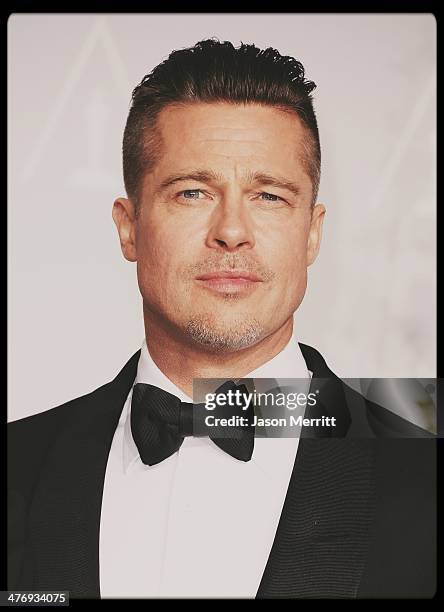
8,38,436,598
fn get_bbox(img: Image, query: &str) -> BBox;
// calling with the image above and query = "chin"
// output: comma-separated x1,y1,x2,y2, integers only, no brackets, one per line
183,314,265,353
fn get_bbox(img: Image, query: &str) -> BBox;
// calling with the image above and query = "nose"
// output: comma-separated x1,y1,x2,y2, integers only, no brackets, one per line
205,195,256,252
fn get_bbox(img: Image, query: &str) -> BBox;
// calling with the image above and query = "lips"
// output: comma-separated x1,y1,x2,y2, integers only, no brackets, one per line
195,270,263,282
194,270,263,295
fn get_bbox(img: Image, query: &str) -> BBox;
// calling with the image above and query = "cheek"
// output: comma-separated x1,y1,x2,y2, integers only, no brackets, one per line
135,224,168,298
262,229,309,309
264,227,308,275
136,222,193,301
137,215,171,266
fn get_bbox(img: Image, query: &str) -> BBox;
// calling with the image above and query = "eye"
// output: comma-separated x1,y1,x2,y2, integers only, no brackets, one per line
257,192,284,203
177,189,206,200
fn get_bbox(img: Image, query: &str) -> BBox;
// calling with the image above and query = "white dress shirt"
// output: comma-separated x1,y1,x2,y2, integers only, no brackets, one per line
99,325,312,598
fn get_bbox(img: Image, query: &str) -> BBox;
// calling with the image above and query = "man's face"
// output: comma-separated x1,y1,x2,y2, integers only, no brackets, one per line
113,102,325,352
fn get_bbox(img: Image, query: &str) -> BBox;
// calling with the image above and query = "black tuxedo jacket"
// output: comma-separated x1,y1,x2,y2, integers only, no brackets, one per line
7,343,436,598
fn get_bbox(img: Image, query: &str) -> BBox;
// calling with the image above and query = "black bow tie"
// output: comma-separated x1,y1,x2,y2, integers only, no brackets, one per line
130,381,255,466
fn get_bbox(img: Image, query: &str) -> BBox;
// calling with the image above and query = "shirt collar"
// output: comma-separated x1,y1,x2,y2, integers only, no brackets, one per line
123,322,312,471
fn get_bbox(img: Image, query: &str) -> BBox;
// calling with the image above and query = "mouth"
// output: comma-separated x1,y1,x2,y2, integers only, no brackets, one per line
194,270,264,295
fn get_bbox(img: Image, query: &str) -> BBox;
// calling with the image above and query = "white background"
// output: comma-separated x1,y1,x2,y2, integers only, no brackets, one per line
8,13,436,420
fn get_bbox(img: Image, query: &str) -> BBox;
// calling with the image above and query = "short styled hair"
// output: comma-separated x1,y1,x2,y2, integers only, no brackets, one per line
122,38,321,214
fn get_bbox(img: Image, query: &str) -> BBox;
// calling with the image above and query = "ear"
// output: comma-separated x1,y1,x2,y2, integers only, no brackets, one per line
112,197,137,262
307,203,326,266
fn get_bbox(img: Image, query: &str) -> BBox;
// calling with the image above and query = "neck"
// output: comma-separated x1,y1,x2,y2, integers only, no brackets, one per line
143,310,294,398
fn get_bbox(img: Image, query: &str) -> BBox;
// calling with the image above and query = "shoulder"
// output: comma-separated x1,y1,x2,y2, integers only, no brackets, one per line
7,382,112,500
8,348,141,436
8,381,110,441
298,341,435,439
8,348,141,492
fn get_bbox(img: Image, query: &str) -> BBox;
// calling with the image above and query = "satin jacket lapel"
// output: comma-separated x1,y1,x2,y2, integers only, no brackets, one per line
24,351,141,599
256,343,377,598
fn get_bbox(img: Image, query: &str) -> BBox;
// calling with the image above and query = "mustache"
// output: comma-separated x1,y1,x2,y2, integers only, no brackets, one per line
186,255,276,282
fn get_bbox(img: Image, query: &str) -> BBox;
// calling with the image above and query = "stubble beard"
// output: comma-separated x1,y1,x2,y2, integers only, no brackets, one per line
185,311,265,353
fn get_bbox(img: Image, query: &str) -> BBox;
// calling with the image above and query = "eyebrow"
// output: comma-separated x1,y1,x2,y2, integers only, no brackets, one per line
156,169,301,198
157,170,224,194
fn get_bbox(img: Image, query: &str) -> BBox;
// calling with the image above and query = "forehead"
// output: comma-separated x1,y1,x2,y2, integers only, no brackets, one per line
152,102,309,182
